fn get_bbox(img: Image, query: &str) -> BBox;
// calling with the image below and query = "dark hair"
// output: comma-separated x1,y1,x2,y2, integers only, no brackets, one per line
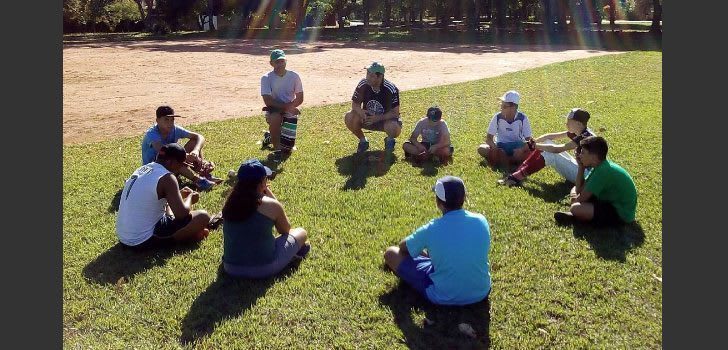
436,195,464,211
580,136,608,161
222,178,264,221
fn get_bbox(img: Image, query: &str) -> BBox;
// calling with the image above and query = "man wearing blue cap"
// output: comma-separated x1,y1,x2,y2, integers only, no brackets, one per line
344,61,402,156
260,49,304,158
117,143,213,249
383,176,492,305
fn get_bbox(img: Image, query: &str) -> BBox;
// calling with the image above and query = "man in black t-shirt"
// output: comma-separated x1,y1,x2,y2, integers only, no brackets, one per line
344,62,403,154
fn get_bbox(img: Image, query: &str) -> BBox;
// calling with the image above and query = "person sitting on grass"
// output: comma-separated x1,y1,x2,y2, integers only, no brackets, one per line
116,143,212,249
221,159,310,278
403,106,454,164
141,105,221,191
477,90,533,168
383,176,492,305
554,136,638,226
498,108,595,187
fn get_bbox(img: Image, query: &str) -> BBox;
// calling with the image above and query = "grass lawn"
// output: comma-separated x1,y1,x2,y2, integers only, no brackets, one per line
63,51,662,349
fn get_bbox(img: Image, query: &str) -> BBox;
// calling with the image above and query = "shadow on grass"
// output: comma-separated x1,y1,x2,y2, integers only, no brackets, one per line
179,263,300,345
108,188,123,213
404,157,453,177
335,151,396,190
572,221,646,262
82,242,200,285
522,180,574,203
379,280,491,349
478,159,513,179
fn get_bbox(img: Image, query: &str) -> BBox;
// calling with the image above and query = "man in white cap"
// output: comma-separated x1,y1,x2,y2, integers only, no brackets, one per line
477,90,533,168
383,176,492,305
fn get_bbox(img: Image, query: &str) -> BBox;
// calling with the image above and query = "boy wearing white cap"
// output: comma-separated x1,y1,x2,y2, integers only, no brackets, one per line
383,176,492,305
477,90,533,167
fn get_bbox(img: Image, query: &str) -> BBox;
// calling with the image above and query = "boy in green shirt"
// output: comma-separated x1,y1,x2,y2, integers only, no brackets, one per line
555,136,637,226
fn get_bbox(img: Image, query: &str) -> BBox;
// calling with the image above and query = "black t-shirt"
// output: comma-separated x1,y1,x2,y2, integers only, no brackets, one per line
567,128,595,153
352,79,400,115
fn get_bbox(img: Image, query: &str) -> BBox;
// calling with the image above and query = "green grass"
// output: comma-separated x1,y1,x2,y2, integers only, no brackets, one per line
63,51,662,349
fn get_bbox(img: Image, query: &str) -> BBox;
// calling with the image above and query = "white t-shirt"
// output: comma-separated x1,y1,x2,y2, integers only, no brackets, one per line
260,70,303,104
115,162,170,246
486,111,532,143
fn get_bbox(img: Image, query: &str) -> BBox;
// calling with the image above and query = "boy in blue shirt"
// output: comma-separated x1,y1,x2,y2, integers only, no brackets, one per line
383,176,492,305
140,105,221,190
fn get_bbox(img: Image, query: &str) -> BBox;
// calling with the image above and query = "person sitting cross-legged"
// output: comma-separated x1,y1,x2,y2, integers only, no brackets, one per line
116,143,212,249
403,106,454,164
383,176,492,305
221,159,311,278
554,136,638,227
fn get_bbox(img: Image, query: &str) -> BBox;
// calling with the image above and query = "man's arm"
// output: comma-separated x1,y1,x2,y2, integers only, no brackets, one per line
535,141,575,154
158,174,192,219
485,133,497,149
534,131,569,143
429,125,451,153
398,239,410,257
380,105,400,121
186,132,204,156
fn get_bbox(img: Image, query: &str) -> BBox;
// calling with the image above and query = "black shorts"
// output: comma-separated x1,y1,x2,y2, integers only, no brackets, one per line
405,141,454,155
589,197,625,227
124,214,192,250
363,117,403,132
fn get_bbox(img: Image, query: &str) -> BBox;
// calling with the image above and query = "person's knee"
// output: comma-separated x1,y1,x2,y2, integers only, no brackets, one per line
477,144,490,157
383,246,399,262
344,111,357,127
292,227,308,243
384,123,401,138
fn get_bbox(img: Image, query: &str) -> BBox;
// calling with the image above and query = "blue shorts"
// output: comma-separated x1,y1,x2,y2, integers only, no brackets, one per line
396,255,434,297
497,141,526,156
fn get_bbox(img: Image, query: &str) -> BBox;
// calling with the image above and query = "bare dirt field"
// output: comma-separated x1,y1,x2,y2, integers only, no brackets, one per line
63,39,621,145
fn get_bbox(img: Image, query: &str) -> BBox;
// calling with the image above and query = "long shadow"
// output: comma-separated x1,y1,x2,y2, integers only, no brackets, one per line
522,180,574,203
83,242,200,285
572,221,646,262
404,157,451,177
179,263,300,345
379,281,491,349
108,188,123,213
335,151,396,190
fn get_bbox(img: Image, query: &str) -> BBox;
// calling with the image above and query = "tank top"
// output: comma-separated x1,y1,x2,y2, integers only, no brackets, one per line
223,211,276,266
116,162,170,246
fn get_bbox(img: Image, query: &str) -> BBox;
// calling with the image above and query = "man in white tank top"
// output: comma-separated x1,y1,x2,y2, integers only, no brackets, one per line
116,143,212,248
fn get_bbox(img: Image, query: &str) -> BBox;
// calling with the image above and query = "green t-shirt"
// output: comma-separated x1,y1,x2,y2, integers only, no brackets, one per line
585,159,638,222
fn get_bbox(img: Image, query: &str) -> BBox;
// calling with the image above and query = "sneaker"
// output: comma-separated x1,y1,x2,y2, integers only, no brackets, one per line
384,137,396,152
554,211,575,226
295,242,311,259
357,140,370,154
497,174,522,187
208,212,223,230
262,132,271,147
196,177,216,191
205,174,224,185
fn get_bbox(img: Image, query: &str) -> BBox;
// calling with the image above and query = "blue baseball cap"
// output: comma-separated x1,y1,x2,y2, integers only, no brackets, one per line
433,176,466,207
237,159,273,182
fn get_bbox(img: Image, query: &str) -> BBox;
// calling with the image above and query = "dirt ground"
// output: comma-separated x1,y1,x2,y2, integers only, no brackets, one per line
63,39,620,145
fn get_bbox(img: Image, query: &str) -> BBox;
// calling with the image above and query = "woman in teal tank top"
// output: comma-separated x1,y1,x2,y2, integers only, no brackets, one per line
221,159,310,278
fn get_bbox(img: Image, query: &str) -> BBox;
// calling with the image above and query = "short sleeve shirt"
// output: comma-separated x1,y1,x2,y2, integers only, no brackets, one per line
486,111,532,143
352,78,400,115
585,160,638,222
412,118,449,144
405,209,492,305
141,125,191,165
260,70,303,104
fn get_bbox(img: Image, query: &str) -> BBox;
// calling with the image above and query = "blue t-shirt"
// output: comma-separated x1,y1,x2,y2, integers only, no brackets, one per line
140,125,191,165
405,209,492,305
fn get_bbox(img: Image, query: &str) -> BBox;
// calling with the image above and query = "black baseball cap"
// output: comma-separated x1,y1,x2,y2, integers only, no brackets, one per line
157,143,187,163
156,105,184,118
432,176,466,208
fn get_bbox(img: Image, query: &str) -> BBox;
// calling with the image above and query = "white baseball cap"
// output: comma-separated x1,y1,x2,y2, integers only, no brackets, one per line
498,90,520,105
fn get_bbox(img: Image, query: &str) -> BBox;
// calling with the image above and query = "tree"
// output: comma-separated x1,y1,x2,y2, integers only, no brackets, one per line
650,0,661,32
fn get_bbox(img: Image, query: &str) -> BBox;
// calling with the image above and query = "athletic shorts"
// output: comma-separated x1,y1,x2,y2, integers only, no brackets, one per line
223,234,304,279
363,117,403,132
589,196,625,227
396,255,434,297
497,141,526,156
405,141,454,155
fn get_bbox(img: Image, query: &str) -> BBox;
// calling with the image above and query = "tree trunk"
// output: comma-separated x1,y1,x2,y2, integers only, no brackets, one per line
493,0,505,29
363,0,371,28
651,0,662,32
383,0,392,27
134,0,146,21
